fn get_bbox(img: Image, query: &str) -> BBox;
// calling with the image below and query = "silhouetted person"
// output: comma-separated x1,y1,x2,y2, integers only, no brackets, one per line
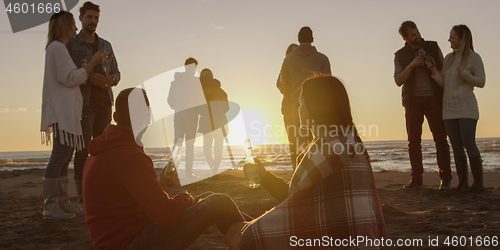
279,27,331,170
277,43,298,169
67,1,121,209
394,21,451,190
199,68,229,176
167,58,206,179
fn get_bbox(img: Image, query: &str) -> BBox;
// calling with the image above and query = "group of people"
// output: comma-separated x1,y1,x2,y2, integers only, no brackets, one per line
39,1,483,249
393,21,485,192
40,1,117,219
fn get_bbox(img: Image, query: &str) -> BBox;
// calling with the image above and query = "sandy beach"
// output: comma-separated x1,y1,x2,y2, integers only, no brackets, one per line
1,169,500,249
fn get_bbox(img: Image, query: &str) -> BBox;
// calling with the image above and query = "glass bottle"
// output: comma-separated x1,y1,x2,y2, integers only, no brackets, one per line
164,139,183,188
244,139,260,188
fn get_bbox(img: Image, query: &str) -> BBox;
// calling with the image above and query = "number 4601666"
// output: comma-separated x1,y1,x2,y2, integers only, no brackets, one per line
5,3,61,14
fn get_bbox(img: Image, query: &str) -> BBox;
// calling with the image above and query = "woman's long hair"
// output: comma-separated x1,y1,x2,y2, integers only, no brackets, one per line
301,76,353,129
301,76,369,159
46,11,74,49
442,24,475,73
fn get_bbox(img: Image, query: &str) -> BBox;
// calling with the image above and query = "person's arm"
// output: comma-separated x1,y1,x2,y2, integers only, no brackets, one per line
279,59,291,95
276,74,286,94
167,82,176,109
427,56,444,87
245,159,289,202
459,53,486,88
52,43,87,87
221,90,230,114
107,43,120,86
322,55,332,76
394,56,424,87
260,171,290,203
120,152,191,226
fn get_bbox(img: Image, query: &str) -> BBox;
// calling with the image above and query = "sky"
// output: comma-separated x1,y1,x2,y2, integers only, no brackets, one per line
0,0,499,152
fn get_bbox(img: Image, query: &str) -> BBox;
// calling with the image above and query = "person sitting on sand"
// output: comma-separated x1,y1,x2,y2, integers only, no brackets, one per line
239,76,386,249
83,88,247,250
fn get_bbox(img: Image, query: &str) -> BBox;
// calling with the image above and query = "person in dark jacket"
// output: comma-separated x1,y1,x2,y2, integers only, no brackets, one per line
198,68,230,175
277,43,299,169
394,21,451,190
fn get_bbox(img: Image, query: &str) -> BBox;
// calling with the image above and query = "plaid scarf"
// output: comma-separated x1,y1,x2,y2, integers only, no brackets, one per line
240,134,385,249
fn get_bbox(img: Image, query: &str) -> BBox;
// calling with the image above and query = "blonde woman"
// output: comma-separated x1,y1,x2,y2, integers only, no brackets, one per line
41,11,107,219
427,24,486,193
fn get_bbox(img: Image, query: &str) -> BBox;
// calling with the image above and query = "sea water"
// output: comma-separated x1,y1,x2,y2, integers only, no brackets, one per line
1,138,499,173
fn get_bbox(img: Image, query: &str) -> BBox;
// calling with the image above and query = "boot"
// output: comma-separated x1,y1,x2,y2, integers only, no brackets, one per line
43,178,75,219
468,157,485,193
453,156,469,191
58,177,84,215
75,178,84,210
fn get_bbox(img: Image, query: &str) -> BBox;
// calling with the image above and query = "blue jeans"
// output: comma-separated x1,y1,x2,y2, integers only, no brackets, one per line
74,101,112,180
125,192,245,250
44,126,74,178
444,119,481,159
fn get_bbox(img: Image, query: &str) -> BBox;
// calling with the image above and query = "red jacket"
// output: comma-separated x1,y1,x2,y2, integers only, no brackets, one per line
83,124,190,250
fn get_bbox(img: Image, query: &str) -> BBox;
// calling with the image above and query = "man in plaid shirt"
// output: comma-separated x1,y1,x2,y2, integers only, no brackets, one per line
240,76,385,249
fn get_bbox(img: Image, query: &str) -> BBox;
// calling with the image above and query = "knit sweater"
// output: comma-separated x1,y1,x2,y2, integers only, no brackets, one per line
433,50,485,120
40,41,88,150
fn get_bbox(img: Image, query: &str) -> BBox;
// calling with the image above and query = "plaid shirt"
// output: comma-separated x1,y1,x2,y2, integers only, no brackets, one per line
240,134,385,249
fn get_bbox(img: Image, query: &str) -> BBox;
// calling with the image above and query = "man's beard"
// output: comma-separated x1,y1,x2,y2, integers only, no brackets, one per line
408,38,423,46
85,25,96,33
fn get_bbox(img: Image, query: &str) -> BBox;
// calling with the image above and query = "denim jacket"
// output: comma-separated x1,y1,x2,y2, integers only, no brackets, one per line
66,31,121,106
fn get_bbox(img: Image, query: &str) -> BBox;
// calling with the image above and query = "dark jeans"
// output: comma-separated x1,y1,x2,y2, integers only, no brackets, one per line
125,192,245,250
74,101,112,180
405,95,451,181
444,119,481,160
44,126,74,178
173,116,198,175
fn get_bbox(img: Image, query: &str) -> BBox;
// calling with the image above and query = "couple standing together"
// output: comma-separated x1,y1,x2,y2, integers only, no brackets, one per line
40,1,119,219
393,21,486,191
167,57,230,179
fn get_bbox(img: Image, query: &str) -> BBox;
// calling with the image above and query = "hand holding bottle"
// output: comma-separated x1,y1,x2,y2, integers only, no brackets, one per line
160,163,181,192
243,139,261,188
84,52,109,74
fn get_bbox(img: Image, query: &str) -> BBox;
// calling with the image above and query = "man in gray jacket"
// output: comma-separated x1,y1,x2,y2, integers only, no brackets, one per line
279,26,331,169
